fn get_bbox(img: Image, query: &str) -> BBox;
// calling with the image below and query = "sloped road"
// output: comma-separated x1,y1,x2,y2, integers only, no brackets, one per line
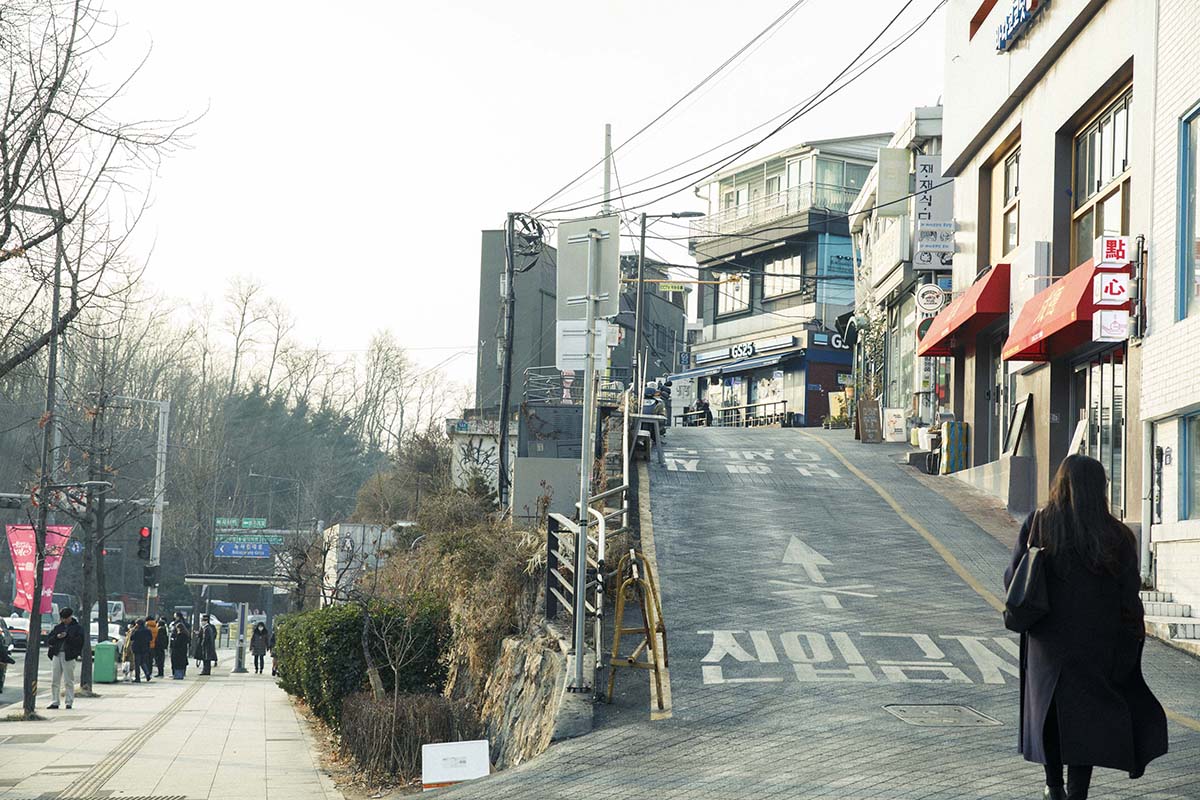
444,427,1200,799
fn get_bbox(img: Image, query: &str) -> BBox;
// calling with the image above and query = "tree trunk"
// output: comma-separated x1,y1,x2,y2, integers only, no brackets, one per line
95,495,109,642
361,605,384,700
79,515,95,692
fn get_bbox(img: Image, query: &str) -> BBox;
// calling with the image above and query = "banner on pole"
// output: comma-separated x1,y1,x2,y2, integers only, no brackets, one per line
6,524,75,613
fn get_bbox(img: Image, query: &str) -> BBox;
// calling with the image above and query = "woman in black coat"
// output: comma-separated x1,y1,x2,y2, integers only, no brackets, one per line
1004,455,1168,799
169,623,191,679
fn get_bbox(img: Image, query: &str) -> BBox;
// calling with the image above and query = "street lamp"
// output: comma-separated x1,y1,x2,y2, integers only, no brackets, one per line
634,211,705,388
110,395,170,613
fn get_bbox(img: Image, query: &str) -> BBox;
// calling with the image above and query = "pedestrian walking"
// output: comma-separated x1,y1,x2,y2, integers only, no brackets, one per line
1003,455,1168,800
249,622,269,674
169,622,191,679
121,625,136,681
130,618,153,683
153,615,169,677
46,607,84,709
193,614,218,675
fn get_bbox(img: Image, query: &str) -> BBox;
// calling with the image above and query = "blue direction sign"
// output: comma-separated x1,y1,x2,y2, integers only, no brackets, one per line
214,541,271,559
68,540,84,555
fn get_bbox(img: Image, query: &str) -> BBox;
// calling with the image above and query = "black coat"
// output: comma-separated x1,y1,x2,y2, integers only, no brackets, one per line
191,623,217,661
130,625,152,655
170,630,191,670
1004,513,1168,777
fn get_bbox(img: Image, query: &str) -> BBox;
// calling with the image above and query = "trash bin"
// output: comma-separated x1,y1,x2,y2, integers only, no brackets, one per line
93,641,118,684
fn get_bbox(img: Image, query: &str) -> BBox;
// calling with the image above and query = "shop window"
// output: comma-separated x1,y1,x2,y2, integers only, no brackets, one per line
717,273,750,315
1185,415,1200,520
1179,104,1200,319
1072,89,1132,267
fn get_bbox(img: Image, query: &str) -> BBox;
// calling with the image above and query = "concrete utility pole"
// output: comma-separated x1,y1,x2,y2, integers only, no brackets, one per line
601,123,613,215
497,212,517,510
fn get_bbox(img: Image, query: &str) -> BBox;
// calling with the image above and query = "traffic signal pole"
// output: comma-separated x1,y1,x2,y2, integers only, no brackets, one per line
145,400,169,614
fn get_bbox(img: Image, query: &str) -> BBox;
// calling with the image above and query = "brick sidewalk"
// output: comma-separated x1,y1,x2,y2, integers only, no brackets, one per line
0,663,340,800
440,426,1200,800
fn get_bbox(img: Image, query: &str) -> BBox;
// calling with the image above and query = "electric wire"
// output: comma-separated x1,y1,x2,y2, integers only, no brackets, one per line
529,0,815,214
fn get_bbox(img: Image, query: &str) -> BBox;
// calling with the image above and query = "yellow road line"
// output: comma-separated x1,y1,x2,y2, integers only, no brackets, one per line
798,430,1200,734
639,466,673,721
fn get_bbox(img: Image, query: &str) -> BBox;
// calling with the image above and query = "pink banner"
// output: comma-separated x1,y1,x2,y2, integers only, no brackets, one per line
6,524,75,614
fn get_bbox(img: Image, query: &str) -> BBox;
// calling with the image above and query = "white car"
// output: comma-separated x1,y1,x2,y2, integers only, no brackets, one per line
89,621,121,646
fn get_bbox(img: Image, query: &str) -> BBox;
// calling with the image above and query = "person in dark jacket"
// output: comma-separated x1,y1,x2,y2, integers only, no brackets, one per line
152,615,169,677
192,614,218,675
130,618,153,683
46,607,84,709
249,622,269,674
1004,455,1168,800
169,622,191,679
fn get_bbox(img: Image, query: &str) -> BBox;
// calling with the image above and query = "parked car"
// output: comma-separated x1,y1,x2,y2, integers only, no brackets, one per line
0,618,13,692
4,615,28,650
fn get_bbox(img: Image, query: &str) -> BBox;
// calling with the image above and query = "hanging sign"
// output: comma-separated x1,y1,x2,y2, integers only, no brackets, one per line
1093,273,1129,306
6,524,75,613
915,284,946,314
657,282,686,293
1093,235,1130,268
1092,310,1130,342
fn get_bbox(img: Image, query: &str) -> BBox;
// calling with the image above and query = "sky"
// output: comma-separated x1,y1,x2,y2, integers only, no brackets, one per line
105,0,947,389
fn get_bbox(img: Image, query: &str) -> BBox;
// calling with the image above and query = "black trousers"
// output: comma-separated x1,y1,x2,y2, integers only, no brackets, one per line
154,649,166,675
134,652,152,681
1043,700,1094,796
253,653,265,672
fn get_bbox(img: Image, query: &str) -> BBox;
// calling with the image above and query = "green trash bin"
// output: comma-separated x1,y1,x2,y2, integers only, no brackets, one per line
93,641,118,684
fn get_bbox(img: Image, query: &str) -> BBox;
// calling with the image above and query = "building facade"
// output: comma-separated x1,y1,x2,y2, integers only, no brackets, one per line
1141,0,1200,610
681,135,890,425
922,0,1151,525
851,107,954,427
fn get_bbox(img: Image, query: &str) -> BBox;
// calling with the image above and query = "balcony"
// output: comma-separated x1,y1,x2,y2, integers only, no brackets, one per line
690,183,861,263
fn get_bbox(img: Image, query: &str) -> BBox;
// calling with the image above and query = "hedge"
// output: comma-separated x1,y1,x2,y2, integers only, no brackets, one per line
274,597,450,728
340,691,481,779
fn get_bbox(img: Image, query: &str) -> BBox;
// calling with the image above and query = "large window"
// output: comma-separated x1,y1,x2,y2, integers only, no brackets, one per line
764,254,811,298
717,273,750,315
1072,89,1132,267
1179,106,1200,318
846,163,871,191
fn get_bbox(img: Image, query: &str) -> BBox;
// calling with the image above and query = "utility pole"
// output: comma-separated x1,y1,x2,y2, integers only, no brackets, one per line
601,123,613,215
146,400,169,614
497,212,516,510
22,222,63,718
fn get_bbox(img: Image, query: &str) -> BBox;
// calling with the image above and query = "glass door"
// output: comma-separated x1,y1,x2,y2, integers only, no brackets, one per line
1071,347,1127,516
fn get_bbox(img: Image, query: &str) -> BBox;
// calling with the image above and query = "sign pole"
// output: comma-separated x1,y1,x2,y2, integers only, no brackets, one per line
146,400,169,615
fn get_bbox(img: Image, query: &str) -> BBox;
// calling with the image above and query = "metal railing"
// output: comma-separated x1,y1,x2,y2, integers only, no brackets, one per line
706,400,788,428
524,366,631,407
691,183,861,239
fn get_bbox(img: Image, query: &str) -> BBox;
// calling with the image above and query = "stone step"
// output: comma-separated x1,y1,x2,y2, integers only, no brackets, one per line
1140,590,1175,604
1169,639,1200,658
1144,615,1200,640
1143,601,1193,618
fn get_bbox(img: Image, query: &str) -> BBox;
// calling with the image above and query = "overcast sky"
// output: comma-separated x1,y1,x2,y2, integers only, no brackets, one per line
110,0,946,387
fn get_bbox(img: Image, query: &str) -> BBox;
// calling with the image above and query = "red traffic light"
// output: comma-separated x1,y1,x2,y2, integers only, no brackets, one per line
101,549,107,556
139,526,151,538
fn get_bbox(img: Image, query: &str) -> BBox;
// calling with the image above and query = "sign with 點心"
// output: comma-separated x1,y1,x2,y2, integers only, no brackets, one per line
1093,235,1130,267
1093,272,1129,306
1092,310,1129,343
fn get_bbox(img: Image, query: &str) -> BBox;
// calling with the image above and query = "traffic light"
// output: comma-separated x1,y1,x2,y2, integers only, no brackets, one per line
137,526,152,560
142,564,159,587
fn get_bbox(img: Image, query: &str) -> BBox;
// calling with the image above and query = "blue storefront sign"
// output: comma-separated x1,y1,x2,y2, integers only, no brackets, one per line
214,541,271,559
996,0,1050,52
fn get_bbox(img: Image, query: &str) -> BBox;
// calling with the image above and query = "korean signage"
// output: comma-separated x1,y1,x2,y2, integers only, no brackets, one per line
996,0,1051,52
217,533,285,546
1092,273,1129,307
657,282,686,293
915,284,946,314
215,516,269,530
914,155,953,269
6,524,75,613
1093,235,1130,267
214,541,272,559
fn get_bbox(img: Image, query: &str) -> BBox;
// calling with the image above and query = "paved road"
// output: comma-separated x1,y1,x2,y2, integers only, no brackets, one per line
445,427,1200,799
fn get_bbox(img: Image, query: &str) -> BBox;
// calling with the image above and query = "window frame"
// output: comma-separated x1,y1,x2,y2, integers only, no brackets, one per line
1001,147,1020,255
1071,89,1133,268
1177,101,1200,320
1181,413,1200,521
717,272,751,316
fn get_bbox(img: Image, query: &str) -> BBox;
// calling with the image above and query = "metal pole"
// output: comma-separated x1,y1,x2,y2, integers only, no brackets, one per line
602,123,613,215
233,601,248,673
633,212,648,382
22,226,63,717
146,400,169,614
571,229,600,693
497,212,516,510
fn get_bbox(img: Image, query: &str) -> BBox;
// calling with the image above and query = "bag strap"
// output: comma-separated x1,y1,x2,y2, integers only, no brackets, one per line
1028,509,1043,550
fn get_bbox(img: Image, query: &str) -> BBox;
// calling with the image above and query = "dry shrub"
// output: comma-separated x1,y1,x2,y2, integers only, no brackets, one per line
340,691,481,780
375,492,542,704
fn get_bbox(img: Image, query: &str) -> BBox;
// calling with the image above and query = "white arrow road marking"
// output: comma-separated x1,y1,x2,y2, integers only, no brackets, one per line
769,579,878,607
782,536,831,584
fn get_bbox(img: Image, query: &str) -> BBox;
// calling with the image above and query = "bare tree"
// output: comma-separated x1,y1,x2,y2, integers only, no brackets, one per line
223,277,267,396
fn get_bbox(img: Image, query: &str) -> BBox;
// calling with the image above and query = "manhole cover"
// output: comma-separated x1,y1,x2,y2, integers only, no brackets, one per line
883,704,1001,727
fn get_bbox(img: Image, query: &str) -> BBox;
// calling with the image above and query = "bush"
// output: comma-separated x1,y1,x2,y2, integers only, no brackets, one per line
339,691,482,780
274,598,450,728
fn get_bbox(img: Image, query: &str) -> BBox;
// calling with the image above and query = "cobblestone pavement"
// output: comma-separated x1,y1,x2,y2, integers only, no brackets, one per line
444,427,1200,799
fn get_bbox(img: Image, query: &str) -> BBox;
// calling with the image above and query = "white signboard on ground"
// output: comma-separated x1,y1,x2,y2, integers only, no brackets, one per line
422,740,490,791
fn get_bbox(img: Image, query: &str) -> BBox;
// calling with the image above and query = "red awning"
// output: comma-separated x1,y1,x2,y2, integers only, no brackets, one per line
916,263,1010,357
1001,259,1130,362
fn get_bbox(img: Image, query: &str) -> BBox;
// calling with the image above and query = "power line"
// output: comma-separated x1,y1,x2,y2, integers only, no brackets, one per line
529,0,815,214
539,0,941,218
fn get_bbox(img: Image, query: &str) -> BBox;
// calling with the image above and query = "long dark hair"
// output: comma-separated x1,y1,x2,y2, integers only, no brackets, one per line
1039,454,1134,575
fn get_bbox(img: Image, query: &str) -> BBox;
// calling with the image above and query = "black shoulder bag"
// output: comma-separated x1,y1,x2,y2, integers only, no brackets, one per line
1004,511,1050,633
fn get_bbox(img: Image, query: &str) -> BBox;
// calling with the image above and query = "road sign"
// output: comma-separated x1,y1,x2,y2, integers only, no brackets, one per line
658,282,686,293
214,541,272,558
215,516,240,528
556,215,621,321
217,533,285,546
68,540,84,555
678,351,690,367
241,517,267,529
